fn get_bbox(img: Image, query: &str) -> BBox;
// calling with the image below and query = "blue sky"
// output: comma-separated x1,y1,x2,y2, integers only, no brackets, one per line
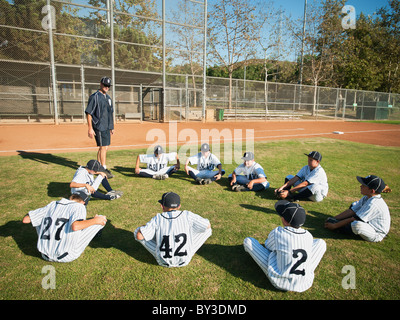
277,0,389,20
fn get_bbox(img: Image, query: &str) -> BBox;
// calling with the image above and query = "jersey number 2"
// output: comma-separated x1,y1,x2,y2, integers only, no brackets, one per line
159,233,188,258
289,249,308,276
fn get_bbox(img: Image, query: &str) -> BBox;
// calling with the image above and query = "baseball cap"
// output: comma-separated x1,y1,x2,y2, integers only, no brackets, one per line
72,190,90,203
85,159,102,172
100,76,112,87
356,175,386,193
241,151,254,161
201,143,210,152
304,151,322,161
275,200,306,228
154,145,163,155
158,192,180,208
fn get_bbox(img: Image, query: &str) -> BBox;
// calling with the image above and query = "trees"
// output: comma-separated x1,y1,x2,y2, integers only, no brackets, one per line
207,0,262,109
376,0,400,93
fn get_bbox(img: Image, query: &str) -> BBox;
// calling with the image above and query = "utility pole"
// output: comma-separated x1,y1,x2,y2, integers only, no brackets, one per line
299,0,307,85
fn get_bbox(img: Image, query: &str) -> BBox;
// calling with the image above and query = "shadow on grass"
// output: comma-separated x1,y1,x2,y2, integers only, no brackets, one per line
0,219,158,265
47,182,71,198
0,220,42,260
17,151,79,169
112,166,135,177
239,204,276,215
89,220,158,266
197,243,280,292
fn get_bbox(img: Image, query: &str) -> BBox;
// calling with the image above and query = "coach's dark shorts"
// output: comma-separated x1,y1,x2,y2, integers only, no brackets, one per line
94,129,111,147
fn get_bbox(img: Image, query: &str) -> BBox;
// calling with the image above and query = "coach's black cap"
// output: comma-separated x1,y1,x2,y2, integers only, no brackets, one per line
305,151,322,161
158,192,180,208
356,175,386,194
275,200,306,228
100,76,111,87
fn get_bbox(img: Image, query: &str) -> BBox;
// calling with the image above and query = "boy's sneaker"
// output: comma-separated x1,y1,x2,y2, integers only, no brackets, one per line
154,174,168,180
235,185,249,192
109,193,121,200
106,190,123,200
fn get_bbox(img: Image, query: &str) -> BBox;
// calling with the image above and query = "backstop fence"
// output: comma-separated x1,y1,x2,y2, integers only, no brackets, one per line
1,0,399,124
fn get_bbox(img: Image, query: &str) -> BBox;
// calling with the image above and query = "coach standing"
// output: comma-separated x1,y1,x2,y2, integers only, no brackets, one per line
85,76,114,178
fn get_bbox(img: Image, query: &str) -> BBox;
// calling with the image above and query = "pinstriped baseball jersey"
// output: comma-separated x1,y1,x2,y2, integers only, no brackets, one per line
296,164,329,197
28,198,87,262
139,210,210,267
350,195,390,241
71,166,103,196
234,162,268,187
139,152,177,172
188,152,221,171
264,226,326,292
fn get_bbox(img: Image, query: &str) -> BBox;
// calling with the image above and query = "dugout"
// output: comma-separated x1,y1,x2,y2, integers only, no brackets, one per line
0,60,165,122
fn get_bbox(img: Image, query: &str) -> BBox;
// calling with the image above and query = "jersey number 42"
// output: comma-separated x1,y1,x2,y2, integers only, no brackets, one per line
159,233,188,258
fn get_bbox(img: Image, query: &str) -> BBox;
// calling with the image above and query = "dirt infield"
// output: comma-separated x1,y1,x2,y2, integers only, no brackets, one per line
0,120,399,156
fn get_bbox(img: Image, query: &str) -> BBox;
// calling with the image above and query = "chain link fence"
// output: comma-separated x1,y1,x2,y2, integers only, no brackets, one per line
1,0,399,123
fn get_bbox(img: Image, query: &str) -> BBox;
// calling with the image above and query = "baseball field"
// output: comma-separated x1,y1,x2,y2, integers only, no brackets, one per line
0,120,399,304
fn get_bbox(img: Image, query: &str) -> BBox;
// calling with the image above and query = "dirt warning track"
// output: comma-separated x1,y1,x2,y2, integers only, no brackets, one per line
0,120,399,156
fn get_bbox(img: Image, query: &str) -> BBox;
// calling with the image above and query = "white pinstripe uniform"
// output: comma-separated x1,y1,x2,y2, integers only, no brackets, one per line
71,166,104,197
135,210,211,267
138,152,177,176
230,162,270,189
187,152,223,179
350,195,391,242
243,227,326,292
287,163,329,202
28,198,104,263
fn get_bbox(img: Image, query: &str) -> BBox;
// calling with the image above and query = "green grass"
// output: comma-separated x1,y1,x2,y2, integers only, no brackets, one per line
1,138,399,300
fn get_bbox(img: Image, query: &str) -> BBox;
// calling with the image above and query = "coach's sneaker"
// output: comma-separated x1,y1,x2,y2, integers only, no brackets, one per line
195,177,203,184
203,179,212,185
104,168,114,179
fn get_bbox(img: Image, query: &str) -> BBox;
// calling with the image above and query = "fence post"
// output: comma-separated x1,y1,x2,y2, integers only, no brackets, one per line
47,0,58,124
109,0,116,123
202,0,207,122
139,84,143,121
80,65,85,123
